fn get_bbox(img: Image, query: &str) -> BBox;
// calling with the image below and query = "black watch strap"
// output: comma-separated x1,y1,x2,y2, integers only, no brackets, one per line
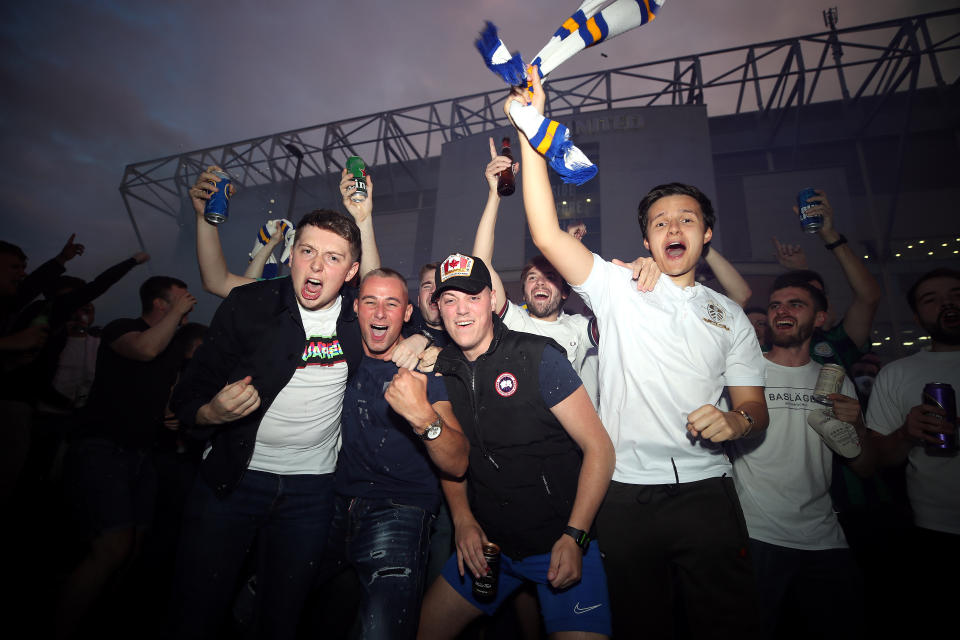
824,234,847,250
563,526,591,552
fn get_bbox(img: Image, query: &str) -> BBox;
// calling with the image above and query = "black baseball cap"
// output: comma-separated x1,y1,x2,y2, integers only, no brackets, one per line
432,253,493,302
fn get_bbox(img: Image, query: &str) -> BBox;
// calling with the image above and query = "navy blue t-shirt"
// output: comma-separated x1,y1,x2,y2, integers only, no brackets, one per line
538,343,582,408
336,356,449,513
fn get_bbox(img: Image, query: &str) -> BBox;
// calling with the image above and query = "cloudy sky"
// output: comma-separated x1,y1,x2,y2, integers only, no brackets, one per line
0,0,951,318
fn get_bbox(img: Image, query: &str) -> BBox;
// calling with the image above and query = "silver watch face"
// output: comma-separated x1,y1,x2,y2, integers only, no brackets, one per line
422,421,442,440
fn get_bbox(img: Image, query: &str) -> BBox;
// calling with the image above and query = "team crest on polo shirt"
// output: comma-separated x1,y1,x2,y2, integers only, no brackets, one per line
702,301,730,331
440,254,475,282
813,341,835,358
495,372,518,397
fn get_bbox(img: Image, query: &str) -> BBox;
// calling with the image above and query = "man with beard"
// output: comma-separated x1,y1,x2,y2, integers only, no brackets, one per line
169,205,363,639
510,71,768,639
472,138,659,409
317,268,468,640
731,281,873,638
867,269,960,584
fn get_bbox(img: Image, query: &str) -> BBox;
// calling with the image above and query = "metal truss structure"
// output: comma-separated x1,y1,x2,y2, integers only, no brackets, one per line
119,9,959,249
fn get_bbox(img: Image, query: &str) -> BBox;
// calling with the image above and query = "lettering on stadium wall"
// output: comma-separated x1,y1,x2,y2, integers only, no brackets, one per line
571,114,645,136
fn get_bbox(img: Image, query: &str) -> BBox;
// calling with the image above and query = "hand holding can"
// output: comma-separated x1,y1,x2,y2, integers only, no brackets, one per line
202,170,234,225
796,188,824,234
346,156,368,203
472,542,501,603
922,383,957,456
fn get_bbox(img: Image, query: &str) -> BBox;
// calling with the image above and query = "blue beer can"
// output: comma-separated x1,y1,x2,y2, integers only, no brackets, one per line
796,188,823,234
204,170,232,225
923,382,957,455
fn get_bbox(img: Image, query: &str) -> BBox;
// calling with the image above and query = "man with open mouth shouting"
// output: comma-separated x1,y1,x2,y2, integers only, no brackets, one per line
169,209,364,640
315,267,468,640
510,69,769,639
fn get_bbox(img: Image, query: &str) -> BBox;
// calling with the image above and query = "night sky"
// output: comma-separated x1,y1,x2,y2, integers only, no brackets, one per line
0,0,951,321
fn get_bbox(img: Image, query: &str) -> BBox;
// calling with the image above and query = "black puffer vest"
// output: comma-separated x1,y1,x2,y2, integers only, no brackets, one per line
435,315,583,559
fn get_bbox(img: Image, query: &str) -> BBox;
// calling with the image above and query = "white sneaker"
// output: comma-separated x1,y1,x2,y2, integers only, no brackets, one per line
807,410,862,458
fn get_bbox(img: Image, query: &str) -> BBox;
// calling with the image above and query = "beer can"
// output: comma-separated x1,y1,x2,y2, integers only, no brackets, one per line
203,170,232,225
472,542,501,603
345,156,368,203
922,382,957,455
797,188,823,234
812,363,846,405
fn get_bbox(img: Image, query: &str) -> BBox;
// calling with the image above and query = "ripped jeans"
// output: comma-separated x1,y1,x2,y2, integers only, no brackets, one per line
318,495,433,640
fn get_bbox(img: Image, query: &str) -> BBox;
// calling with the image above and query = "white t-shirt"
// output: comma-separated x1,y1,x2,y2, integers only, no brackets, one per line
249,297,348,475
52,334,100,407
732,360,853,550
573,253,766,484
501,300,598,408
866,349,960,534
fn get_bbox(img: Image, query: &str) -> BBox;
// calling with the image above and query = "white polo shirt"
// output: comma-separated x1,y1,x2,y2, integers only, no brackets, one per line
573,253,766,485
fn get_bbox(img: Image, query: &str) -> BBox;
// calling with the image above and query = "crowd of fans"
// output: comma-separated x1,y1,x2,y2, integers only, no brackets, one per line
2,75,957,640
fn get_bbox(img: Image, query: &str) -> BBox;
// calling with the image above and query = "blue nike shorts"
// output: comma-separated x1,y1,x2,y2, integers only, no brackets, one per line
440,543,611,635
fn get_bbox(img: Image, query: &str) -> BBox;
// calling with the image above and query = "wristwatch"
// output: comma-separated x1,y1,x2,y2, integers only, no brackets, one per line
563,526,591,553
420,416,443,441
735,409,754,438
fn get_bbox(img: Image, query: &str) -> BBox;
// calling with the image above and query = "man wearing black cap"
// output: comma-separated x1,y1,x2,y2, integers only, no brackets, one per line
416,253,615,639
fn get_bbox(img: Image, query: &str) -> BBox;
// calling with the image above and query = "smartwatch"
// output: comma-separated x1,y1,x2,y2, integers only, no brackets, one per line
563,526,591,553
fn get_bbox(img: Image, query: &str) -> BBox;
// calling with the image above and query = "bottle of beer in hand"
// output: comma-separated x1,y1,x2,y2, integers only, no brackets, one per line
497,137,516,197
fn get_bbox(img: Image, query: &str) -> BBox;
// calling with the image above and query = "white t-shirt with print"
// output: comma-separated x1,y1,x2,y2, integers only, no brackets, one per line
573,253,766,485
866,349,960,534
732,360,853,550
249,297,348,475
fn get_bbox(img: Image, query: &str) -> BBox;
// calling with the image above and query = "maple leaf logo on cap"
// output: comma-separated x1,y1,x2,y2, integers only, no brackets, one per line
441,253,475,282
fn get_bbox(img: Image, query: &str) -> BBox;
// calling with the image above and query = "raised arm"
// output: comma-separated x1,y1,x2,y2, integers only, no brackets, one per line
50,252,148,326
339,168,380,277
472,137,516,314
110,290,196,362
809,191,882,348
704,247,752,307
508,71,595,286
13,234,83,311
190,166,255,298
243,226,283,279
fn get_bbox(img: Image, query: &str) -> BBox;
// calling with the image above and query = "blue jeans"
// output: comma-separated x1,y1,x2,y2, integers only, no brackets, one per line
171,470,334,640
318,495,433,640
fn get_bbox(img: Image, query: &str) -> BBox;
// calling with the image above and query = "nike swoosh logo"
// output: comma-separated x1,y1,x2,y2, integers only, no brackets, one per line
573,602,603,614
